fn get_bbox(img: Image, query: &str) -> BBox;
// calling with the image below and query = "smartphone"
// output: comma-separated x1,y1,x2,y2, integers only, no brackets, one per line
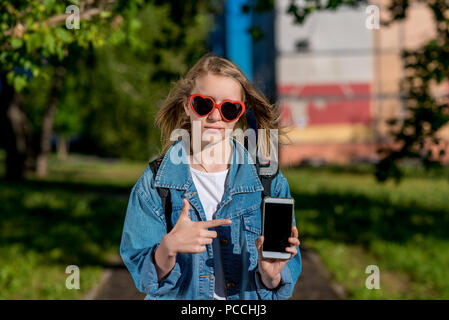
261,197,295,259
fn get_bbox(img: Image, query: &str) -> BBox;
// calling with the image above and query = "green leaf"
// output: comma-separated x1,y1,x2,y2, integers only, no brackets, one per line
55,45,64,60
54,28,72,43
44,33,56,54
129,19,142,32
25,33,43,53
10,37,23,49
43,0,55,10
100,11,112,18
13,74,28,92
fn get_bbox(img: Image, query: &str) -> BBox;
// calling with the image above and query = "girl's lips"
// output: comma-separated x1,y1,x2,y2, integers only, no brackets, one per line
204,126,224,130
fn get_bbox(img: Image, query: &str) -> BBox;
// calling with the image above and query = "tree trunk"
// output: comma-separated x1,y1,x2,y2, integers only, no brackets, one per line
0,74,33,180
36,67,65,177
57,136,69,161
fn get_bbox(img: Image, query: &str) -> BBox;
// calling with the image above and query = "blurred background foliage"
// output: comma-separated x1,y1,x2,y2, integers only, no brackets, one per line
5,0,211,164
1,0,214,179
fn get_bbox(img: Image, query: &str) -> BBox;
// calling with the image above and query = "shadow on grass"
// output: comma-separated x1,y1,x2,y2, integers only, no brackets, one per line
3,175,448,270
0,178,134,268
292,164,449,182
291,189,449,245
8,178,134,195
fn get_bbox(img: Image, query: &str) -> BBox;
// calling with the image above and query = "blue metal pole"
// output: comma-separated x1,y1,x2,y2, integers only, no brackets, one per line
225,0,258,144
225,0,253,81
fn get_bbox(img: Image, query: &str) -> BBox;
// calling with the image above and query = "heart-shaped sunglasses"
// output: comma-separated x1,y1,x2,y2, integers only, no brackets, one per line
189,94,245,122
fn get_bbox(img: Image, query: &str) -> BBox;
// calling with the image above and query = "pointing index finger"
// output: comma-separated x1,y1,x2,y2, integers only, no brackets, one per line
200,219,232,229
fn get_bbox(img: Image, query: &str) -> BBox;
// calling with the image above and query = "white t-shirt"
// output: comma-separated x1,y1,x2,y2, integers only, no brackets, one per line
190,166,229,300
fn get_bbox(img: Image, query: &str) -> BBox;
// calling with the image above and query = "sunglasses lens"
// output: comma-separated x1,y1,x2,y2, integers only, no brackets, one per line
221,102,242,121
192,96,213,116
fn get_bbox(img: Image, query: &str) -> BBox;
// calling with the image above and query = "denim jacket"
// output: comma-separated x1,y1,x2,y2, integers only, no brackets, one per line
119,137,302,300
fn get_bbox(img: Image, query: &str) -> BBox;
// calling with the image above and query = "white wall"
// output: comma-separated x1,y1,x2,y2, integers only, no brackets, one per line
275,0,373,84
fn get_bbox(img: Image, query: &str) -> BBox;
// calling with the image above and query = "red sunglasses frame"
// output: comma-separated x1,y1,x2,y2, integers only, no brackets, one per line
189,94,246,122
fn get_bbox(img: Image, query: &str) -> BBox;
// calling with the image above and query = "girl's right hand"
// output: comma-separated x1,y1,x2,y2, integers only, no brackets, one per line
162,198,232,255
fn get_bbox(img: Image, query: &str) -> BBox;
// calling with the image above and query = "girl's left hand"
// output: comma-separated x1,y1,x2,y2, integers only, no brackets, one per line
255,226,300,289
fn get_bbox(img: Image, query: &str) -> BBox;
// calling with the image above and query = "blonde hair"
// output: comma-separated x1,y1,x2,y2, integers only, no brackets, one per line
154,53,291,159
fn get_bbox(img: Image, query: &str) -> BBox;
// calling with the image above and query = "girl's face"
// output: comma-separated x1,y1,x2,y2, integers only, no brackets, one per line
183,73,243,143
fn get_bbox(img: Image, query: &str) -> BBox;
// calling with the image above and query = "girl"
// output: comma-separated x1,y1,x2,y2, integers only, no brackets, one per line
120,54,301,300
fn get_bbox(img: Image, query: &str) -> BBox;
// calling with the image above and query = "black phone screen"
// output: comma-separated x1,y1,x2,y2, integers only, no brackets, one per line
263,201,293,252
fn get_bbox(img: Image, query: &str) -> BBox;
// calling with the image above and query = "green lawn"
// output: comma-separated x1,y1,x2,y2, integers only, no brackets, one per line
0,153,146,299
285,166,449,299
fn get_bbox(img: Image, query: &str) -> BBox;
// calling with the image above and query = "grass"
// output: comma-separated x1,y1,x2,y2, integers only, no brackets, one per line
0,153,147,299
0,244,102,300
285,166,449,299
43,153,148,187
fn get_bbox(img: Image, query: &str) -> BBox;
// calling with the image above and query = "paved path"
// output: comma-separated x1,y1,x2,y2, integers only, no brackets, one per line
290,245,346,300
86,243,345,300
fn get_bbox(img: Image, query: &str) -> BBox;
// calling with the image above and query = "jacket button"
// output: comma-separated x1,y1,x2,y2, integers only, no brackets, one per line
226,282,235,288
220,238,228,246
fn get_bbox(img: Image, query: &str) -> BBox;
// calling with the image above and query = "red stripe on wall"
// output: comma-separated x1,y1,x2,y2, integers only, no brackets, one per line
278,83,372,125
278,83,370,97
308,100,371,125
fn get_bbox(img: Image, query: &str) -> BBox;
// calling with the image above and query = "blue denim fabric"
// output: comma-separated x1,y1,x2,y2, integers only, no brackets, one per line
119,137,302,300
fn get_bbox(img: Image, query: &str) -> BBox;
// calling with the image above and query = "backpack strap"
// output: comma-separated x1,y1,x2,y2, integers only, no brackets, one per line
149,155,173,233
255,153,279,229
257,161,278,199
244,136,280,229
244,135,279,200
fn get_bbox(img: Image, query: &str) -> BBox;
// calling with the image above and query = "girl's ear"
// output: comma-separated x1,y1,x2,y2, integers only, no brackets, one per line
183,101,189,116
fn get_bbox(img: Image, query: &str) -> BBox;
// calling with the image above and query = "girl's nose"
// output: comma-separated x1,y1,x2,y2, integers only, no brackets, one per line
208,106,222,121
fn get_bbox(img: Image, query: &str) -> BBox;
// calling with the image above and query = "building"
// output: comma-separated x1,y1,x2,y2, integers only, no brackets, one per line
208,0,449,166
276,0,449,166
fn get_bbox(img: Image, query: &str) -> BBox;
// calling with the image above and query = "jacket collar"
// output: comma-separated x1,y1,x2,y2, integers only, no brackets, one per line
153,137,264,195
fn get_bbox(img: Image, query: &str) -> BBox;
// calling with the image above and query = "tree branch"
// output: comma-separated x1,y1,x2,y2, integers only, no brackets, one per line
3,0,117,38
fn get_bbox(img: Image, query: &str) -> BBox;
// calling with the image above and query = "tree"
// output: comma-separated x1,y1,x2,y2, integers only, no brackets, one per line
0,0,137,179
0,0,214,179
